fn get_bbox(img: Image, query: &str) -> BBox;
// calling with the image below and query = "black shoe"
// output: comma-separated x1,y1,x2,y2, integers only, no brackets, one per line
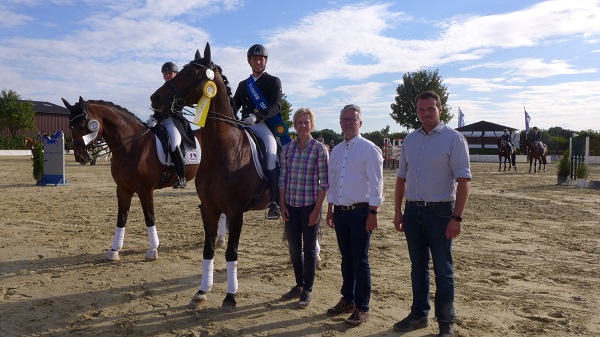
393,314,428,332
326,298,356,316
438,322,455,337
266,202,280,219
297,290,312,309
173,178,186,189
345,309,369,327
281,286,302,300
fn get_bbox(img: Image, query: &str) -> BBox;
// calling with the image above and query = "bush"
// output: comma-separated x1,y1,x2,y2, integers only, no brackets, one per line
32,142,44,182
575,163,588,179
556,149,570,177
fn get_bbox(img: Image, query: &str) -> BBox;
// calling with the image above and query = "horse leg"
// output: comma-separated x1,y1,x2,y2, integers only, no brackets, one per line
498,156,502,171
106,186,134,261
189,205,220,309
221,211,244,311
138,191,159,261
216,213,227,247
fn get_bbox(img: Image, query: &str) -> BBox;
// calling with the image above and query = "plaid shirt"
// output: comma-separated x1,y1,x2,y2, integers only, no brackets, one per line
279,137,329,207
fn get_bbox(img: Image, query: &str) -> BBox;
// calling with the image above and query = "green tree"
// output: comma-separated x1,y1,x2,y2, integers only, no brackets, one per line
281,93,292,128
390,68,452,130
0,89,36,137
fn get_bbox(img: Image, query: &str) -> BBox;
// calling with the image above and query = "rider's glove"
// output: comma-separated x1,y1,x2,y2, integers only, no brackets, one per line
243,114,257,125
146,117,158,128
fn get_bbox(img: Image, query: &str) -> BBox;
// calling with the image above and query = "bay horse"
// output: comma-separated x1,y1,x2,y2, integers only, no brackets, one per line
496,139,516,171
150,43,270,310
519,139,547,173
61,97,201,261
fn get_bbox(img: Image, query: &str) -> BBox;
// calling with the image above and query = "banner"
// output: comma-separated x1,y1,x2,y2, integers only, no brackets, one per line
524,107,531,135
458,107,465,127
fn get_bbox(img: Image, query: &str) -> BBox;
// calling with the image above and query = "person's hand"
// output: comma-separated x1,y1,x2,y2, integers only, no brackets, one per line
394,212,404,232
280,204,290,222
446,219,462,239
146,117,157,128
308,208,320,227
243,114,257,125
326,210,335,229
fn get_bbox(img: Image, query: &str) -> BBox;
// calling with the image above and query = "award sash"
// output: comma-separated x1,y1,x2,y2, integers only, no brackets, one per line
245,77,291,146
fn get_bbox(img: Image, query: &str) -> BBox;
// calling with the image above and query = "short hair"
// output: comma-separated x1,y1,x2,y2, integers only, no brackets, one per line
415,91,442,109
340,104,362,120
293,108,316,131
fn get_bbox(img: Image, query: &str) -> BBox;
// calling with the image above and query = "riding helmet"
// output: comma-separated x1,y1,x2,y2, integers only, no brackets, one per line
161,62,178,73
247,44,268,60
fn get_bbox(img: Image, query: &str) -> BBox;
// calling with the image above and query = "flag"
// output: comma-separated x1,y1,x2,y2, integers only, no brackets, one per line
458,107,465,127
524,107,531,134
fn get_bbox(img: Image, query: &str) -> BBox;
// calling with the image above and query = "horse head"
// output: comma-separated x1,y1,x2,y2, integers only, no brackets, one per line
150,43,233,120
62,96,101,165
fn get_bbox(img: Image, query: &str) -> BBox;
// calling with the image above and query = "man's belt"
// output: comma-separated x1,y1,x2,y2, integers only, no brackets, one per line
335,202,370,211
406,201,453,207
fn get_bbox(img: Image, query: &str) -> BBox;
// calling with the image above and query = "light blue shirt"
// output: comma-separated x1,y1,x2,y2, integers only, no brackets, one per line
396,122,471,202
328,134,384,207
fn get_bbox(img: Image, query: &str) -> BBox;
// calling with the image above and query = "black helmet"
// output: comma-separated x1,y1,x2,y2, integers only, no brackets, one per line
161,62,178,73
247,44,268,60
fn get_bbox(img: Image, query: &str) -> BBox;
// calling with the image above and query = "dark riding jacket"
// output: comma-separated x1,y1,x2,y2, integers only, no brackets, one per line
232,72,282,121
532,132,542,142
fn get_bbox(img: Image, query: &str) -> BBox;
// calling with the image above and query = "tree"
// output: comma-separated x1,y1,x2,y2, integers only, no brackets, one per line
281,93,292,128
390,68,452,130
0,89,36,137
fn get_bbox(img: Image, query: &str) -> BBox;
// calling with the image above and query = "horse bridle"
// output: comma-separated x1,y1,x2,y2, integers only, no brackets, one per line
69,102,150,159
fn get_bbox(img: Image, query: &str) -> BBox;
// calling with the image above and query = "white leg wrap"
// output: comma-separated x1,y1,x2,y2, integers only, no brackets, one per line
218,214,227,236
147,226,159,250
200,259,214,293
111,227,125,251
227,261,238,294
315,238,321,255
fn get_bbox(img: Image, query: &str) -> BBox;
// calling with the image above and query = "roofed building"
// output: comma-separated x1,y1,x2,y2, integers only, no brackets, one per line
456,120,519,149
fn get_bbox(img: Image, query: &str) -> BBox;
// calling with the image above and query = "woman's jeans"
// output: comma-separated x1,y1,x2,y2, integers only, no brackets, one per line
286,204,319,292
403,202,455,324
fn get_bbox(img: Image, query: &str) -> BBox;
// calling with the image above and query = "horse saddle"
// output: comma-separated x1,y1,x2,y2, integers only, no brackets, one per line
241,126,269,180
151,124,201,166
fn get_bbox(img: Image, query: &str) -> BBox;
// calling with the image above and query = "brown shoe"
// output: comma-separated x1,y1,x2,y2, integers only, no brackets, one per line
345,309,369,327
326,298,356,316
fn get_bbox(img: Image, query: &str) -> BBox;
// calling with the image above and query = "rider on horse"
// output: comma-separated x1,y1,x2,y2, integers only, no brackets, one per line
154,62,196,189
232,44,283,220
501,129,514,152
531,126,545,154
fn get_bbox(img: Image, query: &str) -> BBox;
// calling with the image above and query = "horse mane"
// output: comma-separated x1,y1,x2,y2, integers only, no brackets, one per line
85,100,143,123
213,64,235,110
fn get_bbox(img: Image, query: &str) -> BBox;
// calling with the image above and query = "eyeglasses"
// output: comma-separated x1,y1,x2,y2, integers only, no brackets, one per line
340,118,359,124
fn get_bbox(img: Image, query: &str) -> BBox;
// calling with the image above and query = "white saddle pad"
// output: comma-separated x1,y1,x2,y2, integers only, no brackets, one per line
155,136,201,166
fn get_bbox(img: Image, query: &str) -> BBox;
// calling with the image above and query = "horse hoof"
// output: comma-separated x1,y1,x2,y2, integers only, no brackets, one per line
105,249,120,261
216,236,226,247
188,291,208,309
144,249,158,261
221,293,237,311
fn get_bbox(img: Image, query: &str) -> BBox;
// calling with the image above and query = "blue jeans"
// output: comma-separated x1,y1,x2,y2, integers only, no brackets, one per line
403,202,455,323
333,206,371,312
286,204,319,292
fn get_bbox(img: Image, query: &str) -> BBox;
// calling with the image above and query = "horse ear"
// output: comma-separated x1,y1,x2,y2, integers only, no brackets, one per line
195,49,201,61
79,96,85,105
203,42,211,65
61,98,72,110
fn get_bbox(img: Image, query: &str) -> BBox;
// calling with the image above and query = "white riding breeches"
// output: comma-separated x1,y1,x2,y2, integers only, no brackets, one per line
248,121,277,170
161,117,181,152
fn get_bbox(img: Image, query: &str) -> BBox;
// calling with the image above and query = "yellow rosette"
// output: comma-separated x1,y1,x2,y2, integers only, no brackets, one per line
193,80,217,127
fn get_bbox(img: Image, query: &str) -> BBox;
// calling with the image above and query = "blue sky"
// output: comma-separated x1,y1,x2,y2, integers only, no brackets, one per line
1,0,599,133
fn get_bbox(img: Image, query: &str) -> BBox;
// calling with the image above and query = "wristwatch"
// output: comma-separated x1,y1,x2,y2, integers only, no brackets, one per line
369,209,378,215
451,215,463,222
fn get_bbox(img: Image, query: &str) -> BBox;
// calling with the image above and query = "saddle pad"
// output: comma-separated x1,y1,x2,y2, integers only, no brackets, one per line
155,136,201,166
244,129,267,180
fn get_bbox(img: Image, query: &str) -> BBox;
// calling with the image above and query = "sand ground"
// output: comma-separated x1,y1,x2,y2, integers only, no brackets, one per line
1,156,599,337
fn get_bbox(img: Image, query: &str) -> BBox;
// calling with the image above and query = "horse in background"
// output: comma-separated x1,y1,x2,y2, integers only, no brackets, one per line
520,139,547,173
497,139,516,171
150,43,270,310
62,97,201,261
24,137,37,159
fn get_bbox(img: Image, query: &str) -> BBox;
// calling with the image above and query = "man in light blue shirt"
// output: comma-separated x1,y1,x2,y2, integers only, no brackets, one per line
393,91,471,337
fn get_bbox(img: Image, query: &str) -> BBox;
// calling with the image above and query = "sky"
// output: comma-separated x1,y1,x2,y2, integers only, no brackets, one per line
1,0,599,133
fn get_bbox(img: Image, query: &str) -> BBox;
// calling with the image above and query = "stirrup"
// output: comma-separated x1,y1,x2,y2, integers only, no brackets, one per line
173,178,186,189
266,202,280,219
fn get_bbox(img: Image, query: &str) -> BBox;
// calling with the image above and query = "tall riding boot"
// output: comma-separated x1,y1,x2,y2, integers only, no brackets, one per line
266,169,280,219
172,145,186,189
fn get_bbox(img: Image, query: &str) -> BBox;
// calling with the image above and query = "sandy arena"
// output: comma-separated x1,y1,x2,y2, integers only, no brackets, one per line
1,155,599,337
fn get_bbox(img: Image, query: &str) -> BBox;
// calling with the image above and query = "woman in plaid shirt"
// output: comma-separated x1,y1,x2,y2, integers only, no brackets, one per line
278,108,329,309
